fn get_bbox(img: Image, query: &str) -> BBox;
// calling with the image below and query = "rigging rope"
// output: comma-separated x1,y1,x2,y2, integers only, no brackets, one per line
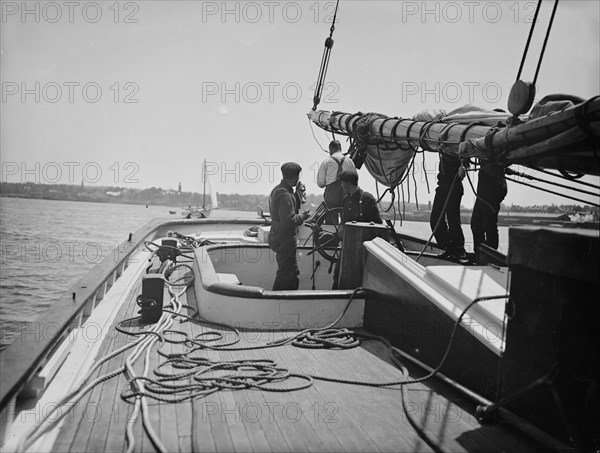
308,117,330,152
515,0,542,82
509,0,560,116
533,0,559,86
521,166,600,191
506,176,600,207
506,167,599,198
311,0,340,111
465,167,503,216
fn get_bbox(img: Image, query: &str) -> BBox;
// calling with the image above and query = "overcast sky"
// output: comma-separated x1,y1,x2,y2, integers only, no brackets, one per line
1,0,599,207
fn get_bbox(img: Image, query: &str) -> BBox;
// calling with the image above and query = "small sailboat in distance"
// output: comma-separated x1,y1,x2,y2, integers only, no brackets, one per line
181,159,218,219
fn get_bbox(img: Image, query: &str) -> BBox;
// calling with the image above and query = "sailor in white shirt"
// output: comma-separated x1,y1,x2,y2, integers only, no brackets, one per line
316,140,357,209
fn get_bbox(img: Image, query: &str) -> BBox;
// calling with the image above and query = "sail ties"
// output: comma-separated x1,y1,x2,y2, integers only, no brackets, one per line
346,113,416,188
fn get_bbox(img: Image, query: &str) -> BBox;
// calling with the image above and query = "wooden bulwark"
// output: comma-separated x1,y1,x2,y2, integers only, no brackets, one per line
0,218,155,414
0,218,265,418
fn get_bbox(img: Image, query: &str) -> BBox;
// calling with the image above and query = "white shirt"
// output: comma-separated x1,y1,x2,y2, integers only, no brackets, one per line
316,152,357,188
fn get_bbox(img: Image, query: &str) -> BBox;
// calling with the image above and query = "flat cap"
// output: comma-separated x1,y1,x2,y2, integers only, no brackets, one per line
281,162,302,178
337,170,358,185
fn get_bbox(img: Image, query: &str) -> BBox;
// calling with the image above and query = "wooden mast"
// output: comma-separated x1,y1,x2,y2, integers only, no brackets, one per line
202,158,207,210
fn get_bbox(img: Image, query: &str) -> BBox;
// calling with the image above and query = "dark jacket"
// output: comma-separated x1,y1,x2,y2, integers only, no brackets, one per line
480,161,507,190
268,181,304,252
342,188,382,224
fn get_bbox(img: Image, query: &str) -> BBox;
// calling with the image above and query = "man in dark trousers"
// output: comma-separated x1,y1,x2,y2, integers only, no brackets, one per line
269,162,310,290
430,153,467,260
471,161,507,251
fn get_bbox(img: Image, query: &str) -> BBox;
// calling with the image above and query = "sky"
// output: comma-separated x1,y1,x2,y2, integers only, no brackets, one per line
1,0,599,208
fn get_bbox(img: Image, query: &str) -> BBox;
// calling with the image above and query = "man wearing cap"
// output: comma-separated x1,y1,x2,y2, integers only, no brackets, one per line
269,162,311,290
338,170,382,226
331,170,382,289
316,140,357,209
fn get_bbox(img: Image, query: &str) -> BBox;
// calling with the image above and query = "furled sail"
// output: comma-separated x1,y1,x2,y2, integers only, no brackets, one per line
308,95,600,177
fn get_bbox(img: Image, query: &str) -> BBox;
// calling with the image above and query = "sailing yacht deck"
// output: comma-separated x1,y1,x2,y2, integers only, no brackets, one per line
48,272,539,453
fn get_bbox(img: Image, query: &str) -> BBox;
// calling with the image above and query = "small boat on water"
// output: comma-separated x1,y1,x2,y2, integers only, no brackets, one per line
181,159,219,219
1,2,598,453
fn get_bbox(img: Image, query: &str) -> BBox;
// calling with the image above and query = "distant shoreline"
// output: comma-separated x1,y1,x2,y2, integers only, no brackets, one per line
2,192,598,228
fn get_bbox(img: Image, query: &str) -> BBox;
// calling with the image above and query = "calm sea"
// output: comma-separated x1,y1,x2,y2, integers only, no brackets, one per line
0,197,508,348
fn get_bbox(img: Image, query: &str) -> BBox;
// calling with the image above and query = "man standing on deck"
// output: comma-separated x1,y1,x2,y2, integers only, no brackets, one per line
316,140,357,209
430,153,467,260
471,161,507,251
269,162,311,290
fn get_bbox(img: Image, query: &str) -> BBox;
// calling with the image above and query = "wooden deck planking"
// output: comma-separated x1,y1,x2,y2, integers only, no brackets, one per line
49,271,543,453
150,282,182,452
238,345,306,453
87,280,147,453
269,341,368,453
72,333,119,453
254,344,332,452
187,317,242,453
285,345,364,453
255,332,340,452
359,339,536,453
180,287,219,453
248,342,314,452
219,347,274,453
51,333,116,453
360,338,500,453
103,305,146,453
51,278,142,452
95,279,144,453
200,346,237,453
303,342,412,452
355,339,451,451
168,286,199,453
189,327,315,452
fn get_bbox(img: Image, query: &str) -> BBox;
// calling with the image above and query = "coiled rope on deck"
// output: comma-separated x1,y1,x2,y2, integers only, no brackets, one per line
15,256,195,453
16,230,508,453
145,286,507,453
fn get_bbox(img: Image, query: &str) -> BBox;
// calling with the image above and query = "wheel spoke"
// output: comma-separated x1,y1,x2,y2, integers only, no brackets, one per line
309,203,343,264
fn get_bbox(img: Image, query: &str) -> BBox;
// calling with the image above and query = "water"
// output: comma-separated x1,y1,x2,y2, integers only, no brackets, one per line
0,197,508,348
0,198,179,347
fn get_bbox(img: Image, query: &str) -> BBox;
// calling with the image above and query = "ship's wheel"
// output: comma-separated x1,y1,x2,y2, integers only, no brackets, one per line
307,203,343,263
